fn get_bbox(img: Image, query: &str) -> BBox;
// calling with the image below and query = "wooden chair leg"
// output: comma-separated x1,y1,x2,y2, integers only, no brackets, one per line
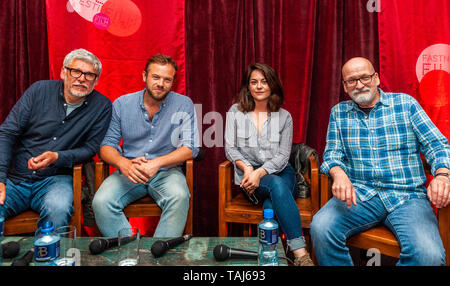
218,221,228,237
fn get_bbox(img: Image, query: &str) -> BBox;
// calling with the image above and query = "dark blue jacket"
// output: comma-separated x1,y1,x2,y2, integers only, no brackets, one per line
0,80,112,184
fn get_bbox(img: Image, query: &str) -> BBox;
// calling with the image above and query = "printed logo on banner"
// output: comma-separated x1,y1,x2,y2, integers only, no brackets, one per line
67,0,142,37
416,43,450,106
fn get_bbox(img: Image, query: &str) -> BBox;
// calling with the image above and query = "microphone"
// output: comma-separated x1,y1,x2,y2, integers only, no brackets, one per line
213,244,258,261
89,236,136,255
11,249,34,266
151,234,192,258
1,241,20,259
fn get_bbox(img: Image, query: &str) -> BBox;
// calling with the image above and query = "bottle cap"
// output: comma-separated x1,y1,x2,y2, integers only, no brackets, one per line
263,209,274,219
40,221,55,233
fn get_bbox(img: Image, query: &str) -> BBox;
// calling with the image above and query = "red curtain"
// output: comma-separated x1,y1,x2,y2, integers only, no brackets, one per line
0,0,49,123
378,0,450,139
45,0,186,101
307,0,379,158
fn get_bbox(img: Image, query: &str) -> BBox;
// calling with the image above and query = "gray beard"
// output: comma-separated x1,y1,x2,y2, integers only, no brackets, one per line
350,88,375,106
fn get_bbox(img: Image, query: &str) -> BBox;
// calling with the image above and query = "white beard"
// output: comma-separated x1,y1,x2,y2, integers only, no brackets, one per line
350,88,376,106
69,84,91,98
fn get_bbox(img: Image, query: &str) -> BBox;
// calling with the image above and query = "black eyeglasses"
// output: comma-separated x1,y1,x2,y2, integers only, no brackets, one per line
343,72,376,88
65,67,98,81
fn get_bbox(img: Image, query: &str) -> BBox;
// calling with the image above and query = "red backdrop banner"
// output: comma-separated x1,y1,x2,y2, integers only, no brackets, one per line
45,0,186,101
378,0,450,139
45,0,186,236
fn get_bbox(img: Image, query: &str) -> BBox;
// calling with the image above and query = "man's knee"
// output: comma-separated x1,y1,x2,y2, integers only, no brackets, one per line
402,241,446,266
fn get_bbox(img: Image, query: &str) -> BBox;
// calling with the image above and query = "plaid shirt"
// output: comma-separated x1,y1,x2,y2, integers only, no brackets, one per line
321,89,450,212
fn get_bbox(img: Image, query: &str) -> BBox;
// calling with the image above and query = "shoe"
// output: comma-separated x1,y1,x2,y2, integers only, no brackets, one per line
294,254,314,266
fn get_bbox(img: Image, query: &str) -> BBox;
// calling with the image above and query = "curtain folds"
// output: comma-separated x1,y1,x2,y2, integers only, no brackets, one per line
0,0,49,122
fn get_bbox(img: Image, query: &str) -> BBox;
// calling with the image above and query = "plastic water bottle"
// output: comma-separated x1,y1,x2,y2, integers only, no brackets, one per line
258,209,279,266
34,221,60,266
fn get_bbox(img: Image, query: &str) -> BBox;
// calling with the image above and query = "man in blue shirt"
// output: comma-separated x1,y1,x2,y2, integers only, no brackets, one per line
93,54,199,238
311,57,450,266
0,49,112,229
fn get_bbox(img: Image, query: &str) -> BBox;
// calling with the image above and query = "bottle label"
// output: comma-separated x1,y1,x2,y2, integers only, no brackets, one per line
34,241,60,262
259,228,278,245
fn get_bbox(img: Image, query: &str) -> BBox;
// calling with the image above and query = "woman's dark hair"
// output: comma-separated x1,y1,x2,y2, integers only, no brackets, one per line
236,63,284,112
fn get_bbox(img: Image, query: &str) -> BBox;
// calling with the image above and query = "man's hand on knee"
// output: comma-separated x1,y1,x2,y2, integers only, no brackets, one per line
428,175,450,208
330,166,357,208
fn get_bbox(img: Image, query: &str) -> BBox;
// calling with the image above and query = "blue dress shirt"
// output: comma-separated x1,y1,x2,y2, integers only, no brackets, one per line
101,90,199,169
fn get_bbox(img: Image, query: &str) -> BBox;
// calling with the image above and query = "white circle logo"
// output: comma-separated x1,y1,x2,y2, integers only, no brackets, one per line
416,43,450,82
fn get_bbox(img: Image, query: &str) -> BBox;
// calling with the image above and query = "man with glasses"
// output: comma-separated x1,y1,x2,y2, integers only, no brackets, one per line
310,57,450,265
0,48,112,229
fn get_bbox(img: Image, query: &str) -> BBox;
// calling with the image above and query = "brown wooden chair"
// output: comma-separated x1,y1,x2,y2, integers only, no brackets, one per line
3,164,83,236
320,158,450,265
94,160,195,234
218,154,320,239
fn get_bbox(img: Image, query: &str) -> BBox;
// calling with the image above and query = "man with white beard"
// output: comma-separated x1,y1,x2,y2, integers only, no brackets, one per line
0,49,111,229
310,57,450,266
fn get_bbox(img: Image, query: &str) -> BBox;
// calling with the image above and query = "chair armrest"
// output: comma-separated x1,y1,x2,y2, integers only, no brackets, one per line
218,160,233,206
185,159,194,197
72,164,83,235
307,154,320,214
320,173,333,208
95,161,110,192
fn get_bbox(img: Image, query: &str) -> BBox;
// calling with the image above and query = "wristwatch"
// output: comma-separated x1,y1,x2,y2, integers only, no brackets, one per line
435,173,450,180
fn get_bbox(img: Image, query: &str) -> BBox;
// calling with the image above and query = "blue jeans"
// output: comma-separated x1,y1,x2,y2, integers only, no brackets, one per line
310,194,445,266
1,175,74,229
253,164,306,251
92,167,190,238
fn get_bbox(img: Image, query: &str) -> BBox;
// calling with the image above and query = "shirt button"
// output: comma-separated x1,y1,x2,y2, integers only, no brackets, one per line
32,171,36,174
62,121,65,124
53,137,57,141
149,139,153,143
371,130,375,133
145,153,148,156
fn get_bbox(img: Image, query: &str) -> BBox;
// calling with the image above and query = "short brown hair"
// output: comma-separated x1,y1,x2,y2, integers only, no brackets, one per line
237,63,284,112
145,54,178,78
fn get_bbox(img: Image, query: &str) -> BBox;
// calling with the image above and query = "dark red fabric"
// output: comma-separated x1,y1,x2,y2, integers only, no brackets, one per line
307,0,379,157
0,0,49,123
378,0,449,139
45,0,186,100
